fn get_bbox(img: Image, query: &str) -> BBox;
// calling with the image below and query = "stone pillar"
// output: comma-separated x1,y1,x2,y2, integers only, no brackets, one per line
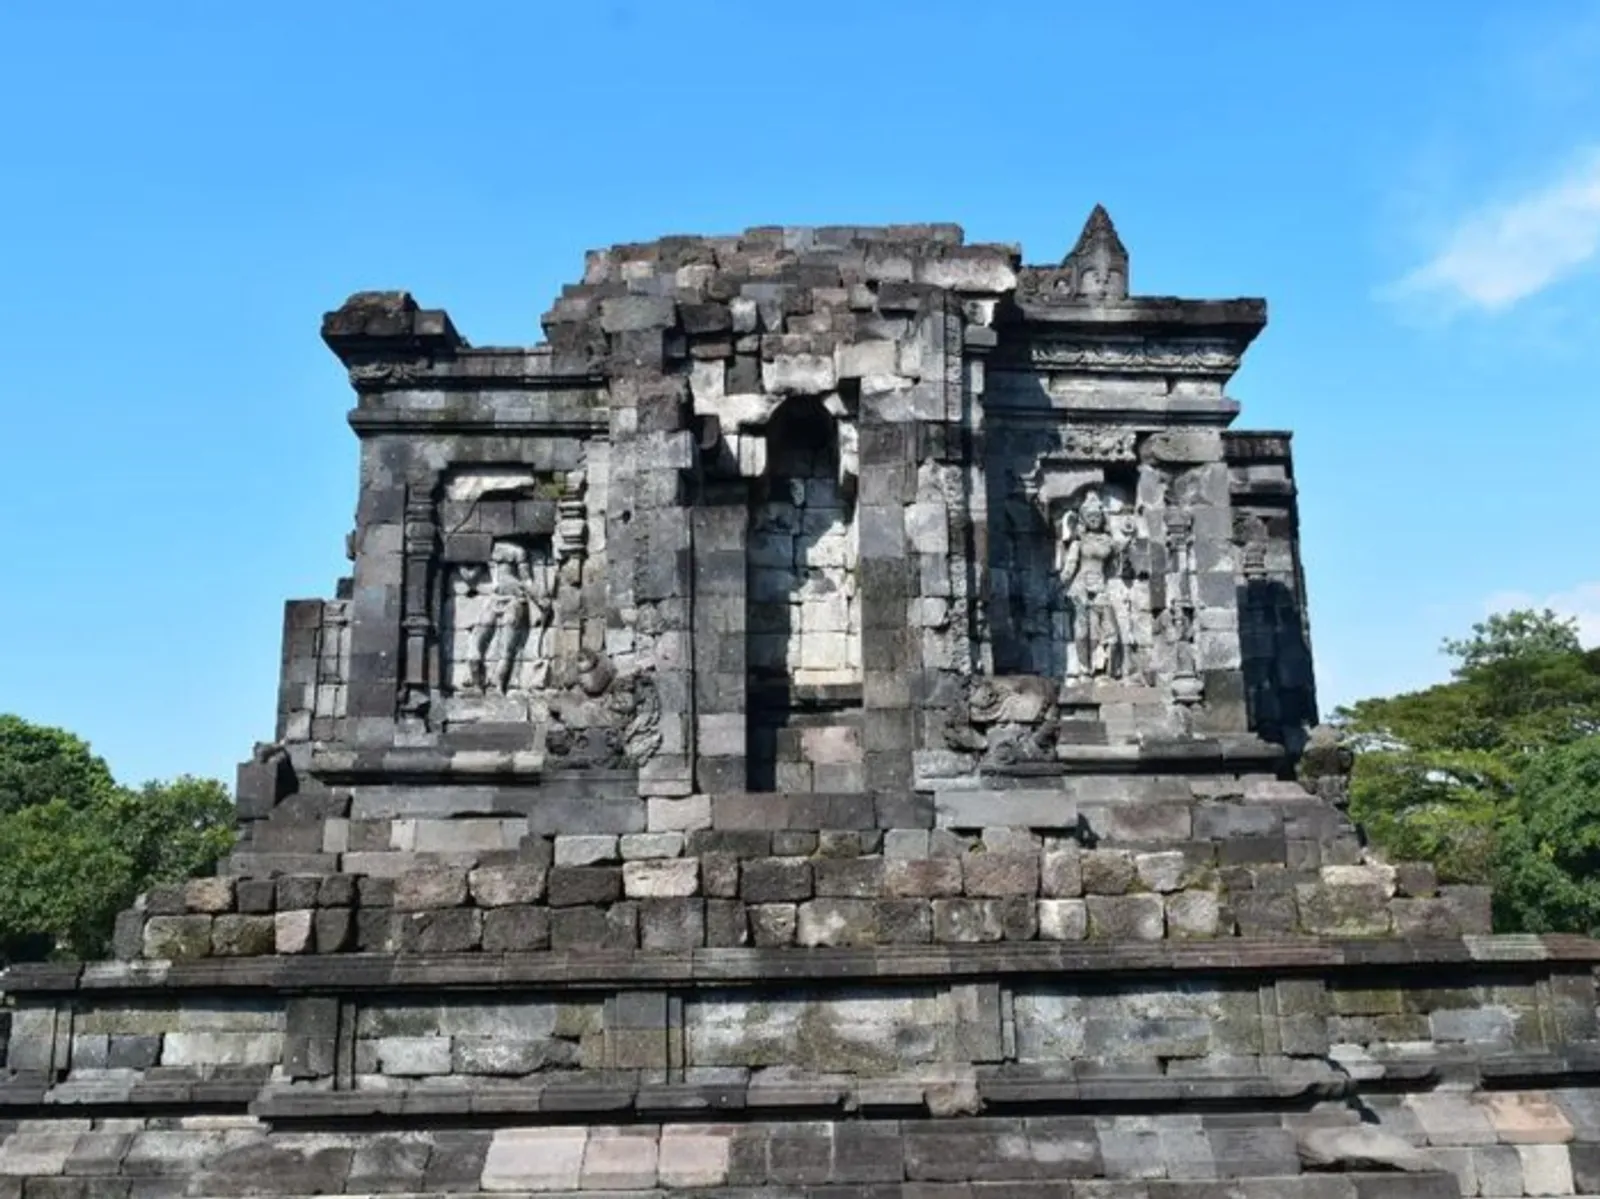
343,442,408,746
692,486,749,794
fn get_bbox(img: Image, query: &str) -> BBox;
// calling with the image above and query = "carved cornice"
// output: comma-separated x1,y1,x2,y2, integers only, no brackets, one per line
9,936,1600,996
346,410,611,437
347,361,427,392
1025,337,1245,377
1224,431,1293,462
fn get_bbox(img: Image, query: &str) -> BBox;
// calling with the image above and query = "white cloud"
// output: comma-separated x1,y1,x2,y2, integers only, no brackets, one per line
1483,582,1600,645
1382,147,1600,313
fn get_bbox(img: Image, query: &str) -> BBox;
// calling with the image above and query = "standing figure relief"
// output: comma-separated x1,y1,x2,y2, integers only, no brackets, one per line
1056,489,1135,681
462,540,552,695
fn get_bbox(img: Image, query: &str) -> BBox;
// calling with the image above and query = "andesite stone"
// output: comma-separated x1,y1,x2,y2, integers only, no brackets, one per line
5,211,1595,1198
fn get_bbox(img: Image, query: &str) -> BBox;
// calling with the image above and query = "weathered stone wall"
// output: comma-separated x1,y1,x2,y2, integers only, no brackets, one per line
6,940,1600,1195
114,812,1491,962
2,215,1591,1197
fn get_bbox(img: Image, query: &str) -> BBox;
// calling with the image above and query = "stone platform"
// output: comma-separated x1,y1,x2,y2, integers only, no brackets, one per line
5,213,1599,1196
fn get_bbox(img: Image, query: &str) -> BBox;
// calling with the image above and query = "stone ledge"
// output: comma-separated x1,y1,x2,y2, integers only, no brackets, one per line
17,1050,1600,1119
9,935,1598,996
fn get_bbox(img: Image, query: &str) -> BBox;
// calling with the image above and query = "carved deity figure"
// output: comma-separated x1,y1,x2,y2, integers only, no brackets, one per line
1056,490,1132,681
465,541,550,694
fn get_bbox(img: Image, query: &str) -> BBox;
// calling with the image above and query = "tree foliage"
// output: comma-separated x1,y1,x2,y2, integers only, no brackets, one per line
0,713,117,816
0,716,235,962
1336,609,1600,933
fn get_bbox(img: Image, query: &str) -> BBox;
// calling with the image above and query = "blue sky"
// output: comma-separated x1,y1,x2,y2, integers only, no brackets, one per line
3,1,1599,787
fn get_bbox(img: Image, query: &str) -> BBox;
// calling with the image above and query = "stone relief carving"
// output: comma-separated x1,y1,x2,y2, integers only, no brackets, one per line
541,654,662,769
435,466,618,738
1060,428,1138,462
1161,506,1203,704
347,361,424,389
1059,204,1129,302
942,676,1059,766
1027,339,1242,375
1012,205,1130,305
1057,488,1137,681
456,541,553,695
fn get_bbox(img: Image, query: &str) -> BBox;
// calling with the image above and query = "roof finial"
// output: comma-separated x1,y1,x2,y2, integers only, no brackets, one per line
1060,205,1129,301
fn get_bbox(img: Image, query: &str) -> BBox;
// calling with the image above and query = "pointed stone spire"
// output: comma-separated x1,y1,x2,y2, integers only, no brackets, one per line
1060,204,1129,301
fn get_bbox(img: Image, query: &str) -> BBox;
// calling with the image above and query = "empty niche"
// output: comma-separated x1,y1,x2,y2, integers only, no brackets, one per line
746,396,861,694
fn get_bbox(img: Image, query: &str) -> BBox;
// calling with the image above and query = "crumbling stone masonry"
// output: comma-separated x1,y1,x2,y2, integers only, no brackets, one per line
5,211,1600,1197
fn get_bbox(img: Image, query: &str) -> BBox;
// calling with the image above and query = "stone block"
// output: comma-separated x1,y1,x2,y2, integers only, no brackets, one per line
1087,894,1165,940
555,834,618,866
276,874,321,910
318,874,357,906
640,898,706,949
963,852,1040,897
1296,884,1392,937
358,876,394,907
1081,849,1136,895
624,858,700,898
933,898,1005,943
886,857,964,897
1476,1144,1525,1195
1041,847,1083,897
1167,891,1222,938
1518,1144,1574,1195
658,1127,731,1188
706,899,749,946
1406,1091,1497,1146
1234,891,1297,937
1039,898,1088,940
146,882,187,914
648,794,711,832
580,1129,659,1189
142,915,213,960
482,906,550,952
374,1035,452,1076
876,898,933,943
1480,1092,1575,1143
481,1127,587,1191
1135,850,1189,893
1391,898,1462,938
750,903,797,946
107,1035,161,1069
701,852,741,897
1570,1143,1600,1192
111,908,144,959
1441,884,1493,934
797,898,877,946
885,829,931,859
773,830,820,857
397,908,483,953
814,857,885,897
183,877,235,914
393,867,469,911
550,904,637,950
935,788,1078,829
314,907,354,952
741,858,813,902
547,866,623,906
274,909,314,955
469,863,547,907
621,831,685,859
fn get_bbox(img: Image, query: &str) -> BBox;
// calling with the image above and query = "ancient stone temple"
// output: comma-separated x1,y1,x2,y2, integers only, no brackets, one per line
5,213,1600,1198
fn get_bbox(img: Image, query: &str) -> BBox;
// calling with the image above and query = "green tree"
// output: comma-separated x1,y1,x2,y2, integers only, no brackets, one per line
0,715,236,962
0,713,116,815
1336,609,1600,931
1494,738,1600,935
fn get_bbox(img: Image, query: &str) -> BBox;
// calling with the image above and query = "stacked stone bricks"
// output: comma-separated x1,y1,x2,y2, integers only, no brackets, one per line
5,211,1599,1197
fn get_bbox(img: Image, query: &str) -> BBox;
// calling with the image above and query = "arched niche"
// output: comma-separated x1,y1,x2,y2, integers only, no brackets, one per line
745,395,861,696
